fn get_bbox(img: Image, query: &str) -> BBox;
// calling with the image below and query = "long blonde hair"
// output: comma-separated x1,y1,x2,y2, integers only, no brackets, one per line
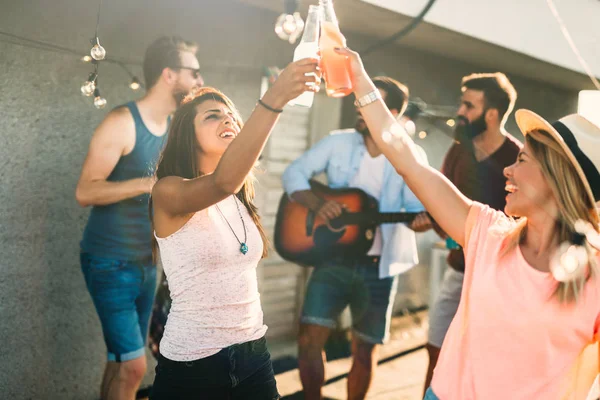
501,129,600,303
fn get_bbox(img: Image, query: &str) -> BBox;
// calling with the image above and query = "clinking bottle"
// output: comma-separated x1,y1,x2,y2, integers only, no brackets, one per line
319,0,353,97
289,5,321,107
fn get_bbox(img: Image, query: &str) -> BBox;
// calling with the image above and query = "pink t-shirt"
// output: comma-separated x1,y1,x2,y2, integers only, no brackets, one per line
432,202,600,400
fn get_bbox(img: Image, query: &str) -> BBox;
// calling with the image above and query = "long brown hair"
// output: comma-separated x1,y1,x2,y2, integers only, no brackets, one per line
501,129,599,302
149,87,269,261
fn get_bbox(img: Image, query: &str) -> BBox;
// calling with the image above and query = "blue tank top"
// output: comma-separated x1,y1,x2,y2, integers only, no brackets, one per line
81,101,168,261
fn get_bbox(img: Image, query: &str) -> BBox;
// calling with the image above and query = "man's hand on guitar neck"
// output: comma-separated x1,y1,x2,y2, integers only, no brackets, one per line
290,190,345,224
409,211,433,233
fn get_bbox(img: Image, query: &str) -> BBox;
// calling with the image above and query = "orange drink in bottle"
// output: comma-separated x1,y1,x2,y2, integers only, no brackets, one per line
319,0,353,97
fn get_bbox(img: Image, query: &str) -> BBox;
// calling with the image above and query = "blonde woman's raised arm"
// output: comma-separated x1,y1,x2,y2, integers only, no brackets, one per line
337,47,472,246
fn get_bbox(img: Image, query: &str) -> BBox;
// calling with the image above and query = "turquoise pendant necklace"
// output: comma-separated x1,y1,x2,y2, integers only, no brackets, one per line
215,195,248,255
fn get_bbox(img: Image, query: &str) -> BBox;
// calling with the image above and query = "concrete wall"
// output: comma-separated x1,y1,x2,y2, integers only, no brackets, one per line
0,0,578,398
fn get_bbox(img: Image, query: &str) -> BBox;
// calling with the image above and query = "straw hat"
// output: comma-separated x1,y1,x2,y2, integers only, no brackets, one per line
515,109,600,206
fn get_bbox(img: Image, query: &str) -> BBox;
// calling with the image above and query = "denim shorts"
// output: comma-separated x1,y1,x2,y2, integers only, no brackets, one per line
150,337,280,400
80,252,157,362
301,257,399,344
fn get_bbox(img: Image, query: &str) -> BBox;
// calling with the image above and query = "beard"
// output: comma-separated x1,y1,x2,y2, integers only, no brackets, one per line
355,116,370,136
454,110,487,142
173,88,190,107
172,81,200,107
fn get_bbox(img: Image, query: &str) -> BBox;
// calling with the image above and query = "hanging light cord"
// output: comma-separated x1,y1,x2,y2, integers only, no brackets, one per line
546,0,600,90
95,0,103,39
0,31,139,85
361,0,437,56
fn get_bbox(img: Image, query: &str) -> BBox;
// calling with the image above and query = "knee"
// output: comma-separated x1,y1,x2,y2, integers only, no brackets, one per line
119,357,147,384
298,332,326,357
352,340,377,366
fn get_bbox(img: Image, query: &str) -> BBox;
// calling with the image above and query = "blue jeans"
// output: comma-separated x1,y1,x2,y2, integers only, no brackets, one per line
80,252,156,362
301,257,398,344
424,387,439,400
150,337,279,400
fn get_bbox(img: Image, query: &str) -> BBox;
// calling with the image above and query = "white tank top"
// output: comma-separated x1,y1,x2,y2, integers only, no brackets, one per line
155,195,267,361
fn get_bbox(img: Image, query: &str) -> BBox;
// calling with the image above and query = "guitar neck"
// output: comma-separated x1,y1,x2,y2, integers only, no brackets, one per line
341,212,418,225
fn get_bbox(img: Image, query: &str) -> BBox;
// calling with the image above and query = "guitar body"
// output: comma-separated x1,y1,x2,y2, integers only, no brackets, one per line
275,181,379,266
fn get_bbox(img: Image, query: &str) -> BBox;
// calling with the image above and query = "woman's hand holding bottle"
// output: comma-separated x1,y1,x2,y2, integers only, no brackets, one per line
333,47,374,98
261,58,321,110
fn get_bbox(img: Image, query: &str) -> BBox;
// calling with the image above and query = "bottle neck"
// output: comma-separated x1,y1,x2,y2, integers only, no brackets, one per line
301,9,320,42
319,0,338,25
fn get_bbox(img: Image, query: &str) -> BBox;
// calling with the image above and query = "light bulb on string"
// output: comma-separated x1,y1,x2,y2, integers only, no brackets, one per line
274,0,304,43
90,37,106,61
80,72,97,97
550,242,588,282
404,120,416,136
275,14,298,41
549,220,598,282
129,77,141,91
382,122,408,144
93,88,107,109
287,12,305,44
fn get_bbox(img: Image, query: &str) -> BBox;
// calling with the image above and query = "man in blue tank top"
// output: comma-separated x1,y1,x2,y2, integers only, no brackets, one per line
75,36,203,400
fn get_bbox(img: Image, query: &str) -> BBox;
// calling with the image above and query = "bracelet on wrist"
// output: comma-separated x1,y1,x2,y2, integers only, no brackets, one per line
257,98,284,114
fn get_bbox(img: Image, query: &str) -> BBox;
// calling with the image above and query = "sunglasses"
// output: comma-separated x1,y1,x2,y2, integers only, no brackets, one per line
172,66,202,79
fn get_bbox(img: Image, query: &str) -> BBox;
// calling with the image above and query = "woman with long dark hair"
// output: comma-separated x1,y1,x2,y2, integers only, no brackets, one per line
148,58,320,399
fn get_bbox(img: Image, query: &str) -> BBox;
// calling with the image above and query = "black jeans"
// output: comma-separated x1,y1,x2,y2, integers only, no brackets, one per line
150,337,280,400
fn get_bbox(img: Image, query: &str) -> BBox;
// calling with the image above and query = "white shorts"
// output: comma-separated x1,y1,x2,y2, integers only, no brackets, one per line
428,267,464,348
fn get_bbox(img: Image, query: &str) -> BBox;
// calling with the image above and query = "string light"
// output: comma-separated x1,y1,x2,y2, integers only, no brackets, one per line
550,242,588,282
93,88,107,109
418,130,427,139
0,31,140,103
446,119,455,127
404,120,416,136
382,122,408,144
90,37,106,61
129,77,141,91
80,72,97,97
274,0,304,43
549,220,600,282
82,0,108,109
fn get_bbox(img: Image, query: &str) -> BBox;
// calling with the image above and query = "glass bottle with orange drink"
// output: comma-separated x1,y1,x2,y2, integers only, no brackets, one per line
319,0,353,97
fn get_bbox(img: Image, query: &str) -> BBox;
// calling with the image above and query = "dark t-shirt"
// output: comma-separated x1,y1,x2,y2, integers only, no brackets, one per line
441,134,522,272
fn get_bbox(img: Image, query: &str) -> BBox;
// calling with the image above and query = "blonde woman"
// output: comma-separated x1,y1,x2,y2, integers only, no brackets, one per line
335,46,600,399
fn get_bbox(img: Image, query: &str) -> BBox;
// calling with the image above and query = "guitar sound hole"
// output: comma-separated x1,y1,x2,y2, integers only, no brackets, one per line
329,218,345,231
313,225,346,251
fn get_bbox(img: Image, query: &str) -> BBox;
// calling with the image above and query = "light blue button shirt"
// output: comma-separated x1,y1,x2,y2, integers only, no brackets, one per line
282,129,427,278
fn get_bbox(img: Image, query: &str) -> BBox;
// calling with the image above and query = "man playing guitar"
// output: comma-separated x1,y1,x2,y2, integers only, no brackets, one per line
282,76,428,400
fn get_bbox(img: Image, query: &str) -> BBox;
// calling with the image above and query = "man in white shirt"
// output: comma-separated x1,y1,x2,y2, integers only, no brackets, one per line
282,76,429,400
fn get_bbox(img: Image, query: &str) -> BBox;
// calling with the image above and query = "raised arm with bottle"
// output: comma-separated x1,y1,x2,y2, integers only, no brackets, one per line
334,47,471,247
152,58,320,221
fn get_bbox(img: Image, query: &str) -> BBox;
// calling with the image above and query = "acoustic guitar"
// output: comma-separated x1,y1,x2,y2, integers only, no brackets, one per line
274,180,420,265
